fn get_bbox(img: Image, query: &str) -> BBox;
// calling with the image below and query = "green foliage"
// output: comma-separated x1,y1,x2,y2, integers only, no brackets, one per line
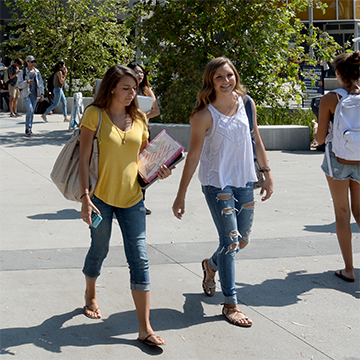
257,106,316,126
129,0,340,124
3,0,134,95
257,106,316,140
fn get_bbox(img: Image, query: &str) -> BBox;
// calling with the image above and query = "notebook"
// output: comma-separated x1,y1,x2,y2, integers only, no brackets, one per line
138,130,185,189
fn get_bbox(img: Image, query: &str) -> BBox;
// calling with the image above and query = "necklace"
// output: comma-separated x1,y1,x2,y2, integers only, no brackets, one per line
107,110,127,144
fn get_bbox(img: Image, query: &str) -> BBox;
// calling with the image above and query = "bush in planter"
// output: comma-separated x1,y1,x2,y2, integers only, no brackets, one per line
257,106,316,126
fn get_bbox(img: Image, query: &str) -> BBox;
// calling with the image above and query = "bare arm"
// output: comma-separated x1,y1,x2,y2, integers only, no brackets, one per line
79,126,99,226
57,69,67,85
172,109,212,219
9,69,21,80
312,92,337,145
145,88,160,119
251,99,274,201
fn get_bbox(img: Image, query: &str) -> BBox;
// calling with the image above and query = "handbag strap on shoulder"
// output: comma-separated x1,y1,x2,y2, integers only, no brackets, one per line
243,95,256,159
94,106,102,144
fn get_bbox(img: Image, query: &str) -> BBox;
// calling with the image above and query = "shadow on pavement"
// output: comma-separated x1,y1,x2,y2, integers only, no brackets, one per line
237,270,360,308
0,293,220,355
303,222,359,234
28,209,81,221
0,130,71,147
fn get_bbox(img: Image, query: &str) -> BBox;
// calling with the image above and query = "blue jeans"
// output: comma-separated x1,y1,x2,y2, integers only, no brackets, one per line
202,184,255,305
82,196,150,291
45,87,67,116
24,97,37,132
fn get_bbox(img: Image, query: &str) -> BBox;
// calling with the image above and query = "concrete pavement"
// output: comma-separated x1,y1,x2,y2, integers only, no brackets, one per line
0,111,359,360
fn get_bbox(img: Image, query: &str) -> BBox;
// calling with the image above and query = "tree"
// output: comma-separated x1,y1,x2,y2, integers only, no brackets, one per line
129,0,340,123
3,0,134,95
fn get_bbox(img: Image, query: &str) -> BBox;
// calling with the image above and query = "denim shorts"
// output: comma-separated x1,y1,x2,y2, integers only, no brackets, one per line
321,147,360,183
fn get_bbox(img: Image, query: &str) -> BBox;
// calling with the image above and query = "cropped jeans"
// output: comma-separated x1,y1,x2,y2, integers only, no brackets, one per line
202,184,255,305
45,87,67,117
24,96,37,132
82,196,150,291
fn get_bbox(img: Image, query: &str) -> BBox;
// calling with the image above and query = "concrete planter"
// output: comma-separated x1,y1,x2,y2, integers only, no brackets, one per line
16,97,94,115
15,96,310,151
258,125,310,150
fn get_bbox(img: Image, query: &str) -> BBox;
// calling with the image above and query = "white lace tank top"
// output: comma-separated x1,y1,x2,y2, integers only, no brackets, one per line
198,94,257,189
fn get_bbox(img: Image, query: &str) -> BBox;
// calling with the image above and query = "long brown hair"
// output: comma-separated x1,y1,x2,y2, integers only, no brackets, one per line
91,65,147,127
191,57,246,118
334,51,360,86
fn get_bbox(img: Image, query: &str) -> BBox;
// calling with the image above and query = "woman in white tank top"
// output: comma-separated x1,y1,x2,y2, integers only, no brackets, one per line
173,57,273,327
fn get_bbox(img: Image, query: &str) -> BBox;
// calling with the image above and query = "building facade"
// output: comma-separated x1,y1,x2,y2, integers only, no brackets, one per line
296,0,360,51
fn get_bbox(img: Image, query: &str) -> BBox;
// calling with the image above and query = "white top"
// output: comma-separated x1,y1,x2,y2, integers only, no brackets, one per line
198,94,257,189
138,95,153,113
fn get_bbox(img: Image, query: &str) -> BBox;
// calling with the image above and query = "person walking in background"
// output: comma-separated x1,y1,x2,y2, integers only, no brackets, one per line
42,60,69,122
127,62,160,215
79,65,170,346
0,57,6,78
0,57,8,112
8,58,24,117
173,57,273,327
0,79,10,111
16,55,44,137
127,62,160,120
312,51,360,283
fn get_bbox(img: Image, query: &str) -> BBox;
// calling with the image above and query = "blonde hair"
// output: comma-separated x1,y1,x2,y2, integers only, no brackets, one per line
191,57,246,118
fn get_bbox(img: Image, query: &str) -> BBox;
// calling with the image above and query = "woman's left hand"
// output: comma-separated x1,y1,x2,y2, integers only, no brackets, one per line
157,165,172,180
259,177,274,202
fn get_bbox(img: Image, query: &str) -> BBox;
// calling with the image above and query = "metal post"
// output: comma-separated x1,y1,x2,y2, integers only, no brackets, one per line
309,4,314,59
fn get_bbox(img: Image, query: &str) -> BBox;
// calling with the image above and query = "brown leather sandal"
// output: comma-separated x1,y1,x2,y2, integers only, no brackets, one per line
202,258,216,297
222,304,252,327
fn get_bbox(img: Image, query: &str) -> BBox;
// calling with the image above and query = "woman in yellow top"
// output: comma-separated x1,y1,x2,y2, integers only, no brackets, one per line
79,65,170,346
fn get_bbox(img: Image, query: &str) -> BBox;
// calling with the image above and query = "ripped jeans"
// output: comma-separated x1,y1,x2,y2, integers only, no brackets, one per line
202,184,254,305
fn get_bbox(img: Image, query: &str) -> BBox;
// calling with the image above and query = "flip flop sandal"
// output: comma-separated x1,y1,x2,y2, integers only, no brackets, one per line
222,305,252,327
202,258,216,297
138,333,164,346
84,305,101,319
335,270,355,283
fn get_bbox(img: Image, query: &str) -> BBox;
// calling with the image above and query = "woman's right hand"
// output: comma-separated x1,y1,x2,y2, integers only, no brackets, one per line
81,196,100,227
172,195,185,219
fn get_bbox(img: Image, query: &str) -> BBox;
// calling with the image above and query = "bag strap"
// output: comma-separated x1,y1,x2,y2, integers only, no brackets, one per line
78,106,102,144
332,88,348,98
94,107,102,144
243,95,256,159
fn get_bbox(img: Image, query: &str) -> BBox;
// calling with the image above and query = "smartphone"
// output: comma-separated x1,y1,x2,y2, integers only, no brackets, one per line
91,211,103,228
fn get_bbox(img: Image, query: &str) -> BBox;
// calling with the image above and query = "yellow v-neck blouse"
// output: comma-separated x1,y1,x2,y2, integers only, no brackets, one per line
80,106,149,208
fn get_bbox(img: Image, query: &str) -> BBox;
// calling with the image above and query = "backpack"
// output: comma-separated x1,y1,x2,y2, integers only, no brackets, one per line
3,68,9,84
47,73,55,95
34,99,50,114
332,89,360,159
17,68,27,91
326,88,360,176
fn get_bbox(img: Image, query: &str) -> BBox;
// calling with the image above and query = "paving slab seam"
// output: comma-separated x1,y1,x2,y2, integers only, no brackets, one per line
1,238,358,271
